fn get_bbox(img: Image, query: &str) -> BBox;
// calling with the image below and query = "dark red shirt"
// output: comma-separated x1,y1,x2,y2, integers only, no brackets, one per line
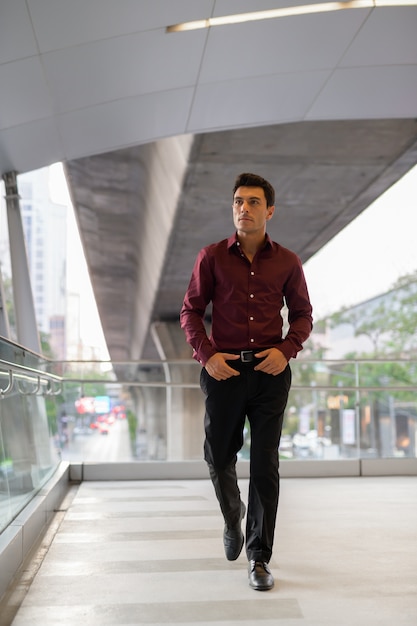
180,233,313,365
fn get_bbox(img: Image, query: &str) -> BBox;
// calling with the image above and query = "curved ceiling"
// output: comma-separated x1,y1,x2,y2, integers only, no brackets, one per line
2,1,417,362
1,1,417,175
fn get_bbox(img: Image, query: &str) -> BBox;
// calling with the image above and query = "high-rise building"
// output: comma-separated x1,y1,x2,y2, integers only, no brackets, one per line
1,168,67,359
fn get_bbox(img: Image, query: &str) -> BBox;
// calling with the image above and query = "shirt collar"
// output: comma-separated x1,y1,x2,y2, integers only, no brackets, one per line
227,232,273,250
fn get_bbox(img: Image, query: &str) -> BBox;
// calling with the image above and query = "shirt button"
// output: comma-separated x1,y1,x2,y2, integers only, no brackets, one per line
250,294,254,298
249,316,254,321
250,271,254,275
250,338,255,343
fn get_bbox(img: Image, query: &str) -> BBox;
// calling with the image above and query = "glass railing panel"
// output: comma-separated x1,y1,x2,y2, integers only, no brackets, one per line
0,337,61,533
54,359,205,463
49,358,416,464
357,389,416,458
2,347,415,534
276,360,416,461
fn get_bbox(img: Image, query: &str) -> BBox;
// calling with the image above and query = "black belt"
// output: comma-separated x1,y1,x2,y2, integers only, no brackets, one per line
240,350,256,362
225,350,264,363
222,350,258,363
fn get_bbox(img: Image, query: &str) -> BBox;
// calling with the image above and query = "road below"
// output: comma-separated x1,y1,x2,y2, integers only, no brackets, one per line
61,418,133,462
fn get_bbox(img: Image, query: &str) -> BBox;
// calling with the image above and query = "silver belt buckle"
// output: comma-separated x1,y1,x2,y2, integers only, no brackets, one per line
240,350,254,363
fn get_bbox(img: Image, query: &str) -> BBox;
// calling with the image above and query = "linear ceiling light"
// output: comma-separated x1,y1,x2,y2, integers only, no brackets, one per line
166,1,417,33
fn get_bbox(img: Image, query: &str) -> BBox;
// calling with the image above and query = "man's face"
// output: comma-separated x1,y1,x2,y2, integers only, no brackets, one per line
232,186,274,235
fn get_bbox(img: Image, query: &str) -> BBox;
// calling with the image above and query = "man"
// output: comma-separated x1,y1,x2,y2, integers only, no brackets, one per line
180,172,313,590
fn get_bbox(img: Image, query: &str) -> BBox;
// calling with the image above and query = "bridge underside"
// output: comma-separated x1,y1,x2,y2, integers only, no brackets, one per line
65,118,417,361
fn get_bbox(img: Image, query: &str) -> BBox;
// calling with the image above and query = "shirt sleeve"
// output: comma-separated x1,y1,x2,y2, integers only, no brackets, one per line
179,248,217,365
279,256,313,361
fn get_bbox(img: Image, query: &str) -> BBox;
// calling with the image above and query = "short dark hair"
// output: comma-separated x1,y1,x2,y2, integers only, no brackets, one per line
233,173,275,207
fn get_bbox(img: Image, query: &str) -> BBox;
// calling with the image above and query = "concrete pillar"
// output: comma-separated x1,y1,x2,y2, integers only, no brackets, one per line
3,172,41,353
150,321,204,461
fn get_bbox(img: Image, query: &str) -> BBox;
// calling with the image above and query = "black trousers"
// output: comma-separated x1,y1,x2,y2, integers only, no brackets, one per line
200,361,292,563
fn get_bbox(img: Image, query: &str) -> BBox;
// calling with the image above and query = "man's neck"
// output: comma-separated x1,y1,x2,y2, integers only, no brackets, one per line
237,232,266,260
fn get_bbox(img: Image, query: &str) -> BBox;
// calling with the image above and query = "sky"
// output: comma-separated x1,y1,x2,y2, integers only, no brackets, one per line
302,163,417,318
49,162,417,349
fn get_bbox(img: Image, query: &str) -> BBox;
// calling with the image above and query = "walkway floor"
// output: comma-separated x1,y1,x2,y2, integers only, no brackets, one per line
2,476,417,625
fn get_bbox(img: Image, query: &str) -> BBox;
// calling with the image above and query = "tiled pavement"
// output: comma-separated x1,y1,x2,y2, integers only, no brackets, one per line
2,475,417,625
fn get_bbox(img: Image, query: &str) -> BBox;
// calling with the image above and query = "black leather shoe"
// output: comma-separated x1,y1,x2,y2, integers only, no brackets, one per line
248,560,274,591
223,502,246,561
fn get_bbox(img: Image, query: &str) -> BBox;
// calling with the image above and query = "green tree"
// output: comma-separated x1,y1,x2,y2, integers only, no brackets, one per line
330,301,391,356
0,272,16,337
40,331,54,358
329,273,417,359
325,272,417,455
387,272,417,357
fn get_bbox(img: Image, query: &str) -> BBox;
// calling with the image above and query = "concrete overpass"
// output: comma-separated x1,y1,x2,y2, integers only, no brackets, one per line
1,1,417,361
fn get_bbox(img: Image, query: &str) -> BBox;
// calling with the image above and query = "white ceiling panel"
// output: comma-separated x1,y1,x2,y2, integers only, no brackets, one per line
41,28,206,113
58,88,195,159
27,0,214,52
0,0,38,64
187,70,330,132
1,2,416,175
0,57,54,129
307,65,417,120
198,9,371,83
340,7,417,67
0,119,63,173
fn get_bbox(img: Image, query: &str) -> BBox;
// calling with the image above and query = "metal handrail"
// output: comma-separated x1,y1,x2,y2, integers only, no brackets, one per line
0,359,63,397
16,374,41,396
1,357,416,394
34,378,417,392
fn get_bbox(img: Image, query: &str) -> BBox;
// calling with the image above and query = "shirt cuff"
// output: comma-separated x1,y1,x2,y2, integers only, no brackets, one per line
277,341,294,362
194,346,217,366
